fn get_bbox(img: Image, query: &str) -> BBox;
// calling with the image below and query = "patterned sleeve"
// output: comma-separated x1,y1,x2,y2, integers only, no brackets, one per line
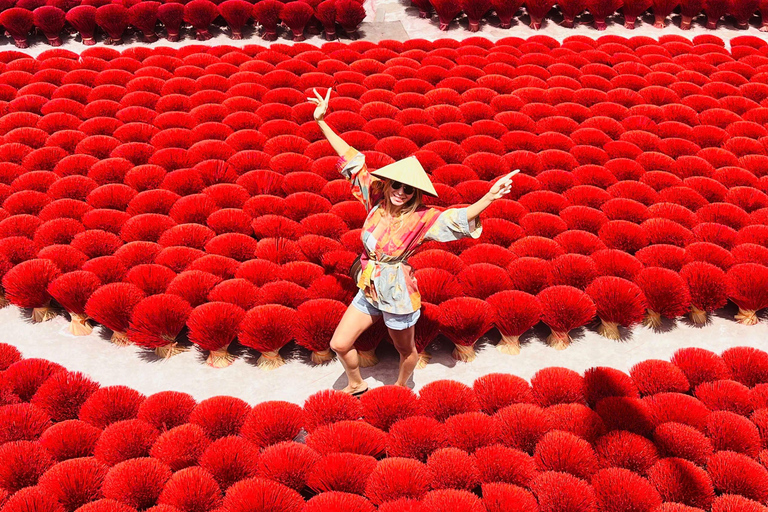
337,147,379,212
423,207,483,242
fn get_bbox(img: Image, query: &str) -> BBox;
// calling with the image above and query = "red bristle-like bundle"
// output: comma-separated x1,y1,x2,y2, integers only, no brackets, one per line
335,0,366,35
128,2,159,42
0,344,21,371
558,0,585,25
156,3,184,41
2,258,61,322
4,359,65,402
33,6,66,45
459,0,491,31
594,396,655,436
727,264,768,325
31,370,100,422
38,420,102,462
594,430,659,475
150,424,210,472
586,276,646,340
95,4,129,44
81,257,126,285
473,444,538,488
252,0,283,40
387,415,448,462
85,283,145,346
281,1,314,41
722,347,768,387
694,380,755,416
421,489,484,511
680,262,728,325
648,457,714,509
547,403,606,444
495,403,553,454
426,448,479,491
653,422,713,467
525,0,556,27
487,290,541,354
0,403,52,444
443,411,500,453
0,440,54,494
218,0,251,39
222,478,303,512
419,380,481,422
0,8,34,48
101,458,172,510
430,0,462,29
294,299,346,364
592,467,662,512
706,410,761,457
94,419,159,467
186,302,243,368
703,0,728,26
531,367,585,407
237,305,294,370
483,483,538,512
307,453,377,495
240,401,304,449
207,279,258,311
303,390,363,433
536,285,596,350
707,450,768,504
306,420,387,458
136,391,196,433
199,436,259,491
530,471,596,512
621,0,651,27
652,0,678,25
78,386,146,429
303,492,374,512
127,294,192,358
315,0,337,39
439,297,493,362
711,495,766,512
359,385,418,432
157,466,222,512
48,271,102,336
643,392,710,431
670,348,731,388
364,457,434,505
630,359,691,397
257,441,320,492
633,267,691,329
2,487,64,512
534,430,598,479
37,457,109,512
473,374,533,415
189,396,250,440
183,0,218,40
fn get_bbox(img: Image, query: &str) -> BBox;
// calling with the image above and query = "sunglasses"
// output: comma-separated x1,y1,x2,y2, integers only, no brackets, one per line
391,181,415,195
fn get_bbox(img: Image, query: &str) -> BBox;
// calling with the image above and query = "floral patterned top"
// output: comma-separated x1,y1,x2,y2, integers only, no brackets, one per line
338,147,483,315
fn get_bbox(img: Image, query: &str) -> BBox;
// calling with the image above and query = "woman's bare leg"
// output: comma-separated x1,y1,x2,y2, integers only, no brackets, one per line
389,326,418,387
330,304,378,393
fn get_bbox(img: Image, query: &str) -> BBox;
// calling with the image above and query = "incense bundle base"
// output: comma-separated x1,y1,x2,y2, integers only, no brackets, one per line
597,320,620,340
643,310,663,330
311,348,334,364
69,313,93,336
689,306,708,326
735,308,759,326
111,331,132,346
358,349,378,367
416,351,431,369
451,343,476,362
257,350,286,370
497,334,521,355
680,14,692,28
32,305,57,323
207,345,236,368
155,341,187,359
547,330,571,350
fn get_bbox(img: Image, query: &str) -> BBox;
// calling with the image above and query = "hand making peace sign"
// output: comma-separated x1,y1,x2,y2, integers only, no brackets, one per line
307,87,332,122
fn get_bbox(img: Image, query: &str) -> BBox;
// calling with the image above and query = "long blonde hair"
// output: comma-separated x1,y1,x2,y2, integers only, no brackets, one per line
380,179,423,219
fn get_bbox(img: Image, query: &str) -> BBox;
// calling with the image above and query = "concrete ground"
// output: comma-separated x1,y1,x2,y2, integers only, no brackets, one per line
3,303,767,404
2,1,767,405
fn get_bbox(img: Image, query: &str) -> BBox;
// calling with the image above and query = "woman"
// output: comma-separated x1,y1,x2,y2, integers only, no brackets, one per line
308,88,518,395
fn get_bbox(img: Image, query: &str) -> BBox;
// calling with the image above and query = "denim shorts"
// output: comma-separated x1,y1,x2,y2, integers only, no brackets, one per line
351,290,421,330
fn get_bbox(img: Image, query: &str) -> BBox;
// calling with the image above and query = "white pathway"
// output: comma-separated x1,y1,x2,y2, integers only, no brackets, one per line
3,304,767,404
2,3,768,404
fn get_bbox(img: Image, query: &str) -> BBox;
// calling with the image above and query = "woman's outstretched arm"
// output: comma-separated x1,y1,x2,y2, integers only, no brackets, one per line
466,170,519,222
308,88,350,157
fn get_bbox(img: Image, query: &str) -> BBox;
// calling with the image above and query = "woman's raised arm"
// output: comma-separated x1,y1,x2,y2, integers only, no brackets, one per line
308,88,350,157
466,170,520,222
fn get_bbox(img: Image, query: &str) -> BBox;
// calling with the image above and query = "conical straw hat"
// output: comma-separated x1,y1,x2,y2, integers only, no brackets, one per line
370,156,438,197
